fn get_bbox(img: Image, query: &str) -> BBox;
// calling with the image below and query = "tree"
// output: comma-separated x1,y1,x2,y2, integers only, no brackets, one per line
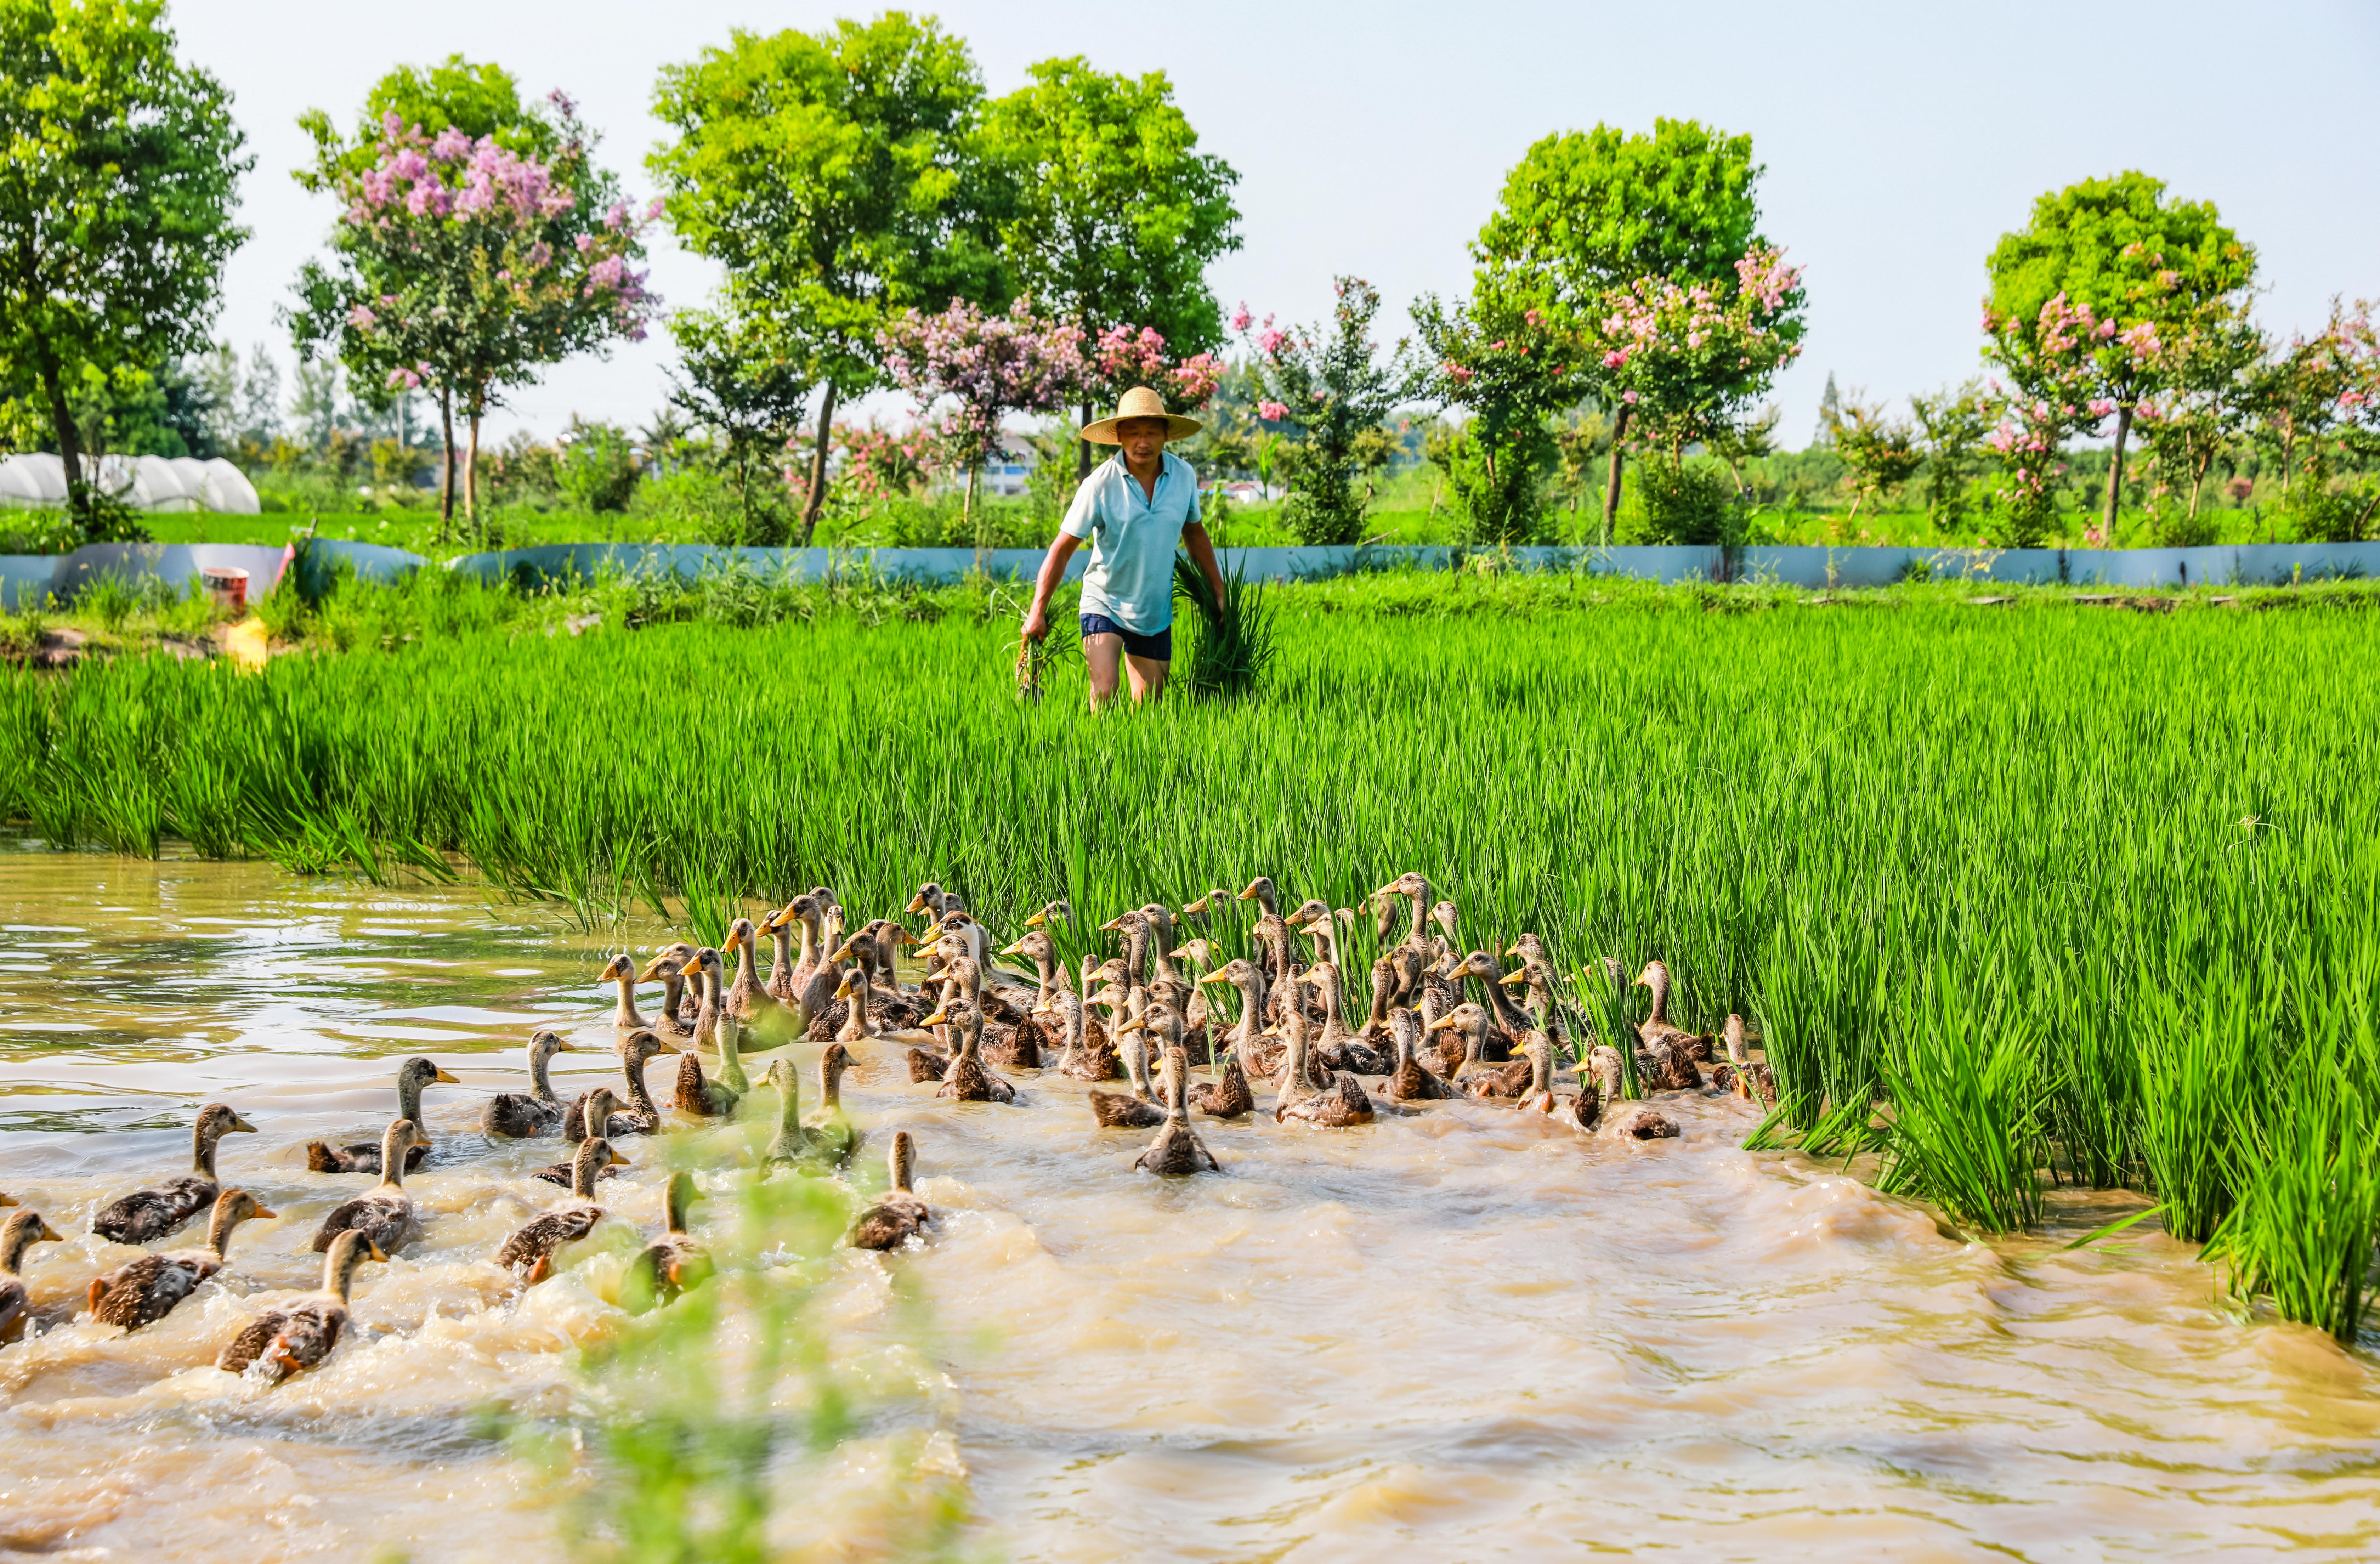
2132,303,2265,537
1824,393,1922,523
877,295,1089,533
1985,171,2257,535
0,0,248,533
290,80,658,538
651,15,1002,542
668,288,814,545
1578,246,1804,458
1412,290,1589,544
982,58,1240,478
1468,118,1795,531
2247,301,2380,542
1705,404,1779,497
1811,372,1840,448
1909,380,1993,533
1234,279,1421,544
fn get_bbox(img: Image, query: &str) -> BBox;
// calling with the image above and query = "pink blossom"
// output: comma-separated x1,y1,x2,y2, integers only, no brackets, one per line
347,303,377,330
2084,526,2103,544
605,202,629,231
381,110,403,137
575,233,595,253
2087,398,2116,419
1257,400,1289,422
1257,328,1287,356
1488,340,1506,352
645,196,665,222
432,126,470,161
1622,390,1639,404
2094,318,2117,339
1229,304,1252,333
385,366,421,390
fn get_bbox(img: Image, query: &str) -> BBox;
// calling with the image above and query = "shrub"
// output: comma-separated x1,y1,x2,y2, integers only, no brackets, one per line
1433,423,1551,545
559,421,644,514
1626,454,1735,545
2283,481,2377,544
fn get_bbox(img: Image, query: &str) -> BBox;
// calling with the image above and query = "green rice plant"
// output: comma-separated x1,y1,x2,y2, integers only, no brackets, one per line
1875,952,2048,1232
2202,1031,2380,1341
2134,985,2255,1242
1171,554,1273,700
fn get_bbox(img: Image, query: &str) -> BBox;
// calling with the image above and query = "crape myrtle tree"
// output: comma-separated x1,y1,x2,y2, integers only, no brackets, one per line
1468,119,1800,532
1984,171,2257,537
0,0,248,537
1411,293,1588,544
290,59,657,538
651,15,1003,543
877,295,1089,532
981,57,1240,478
1234,279,1423,545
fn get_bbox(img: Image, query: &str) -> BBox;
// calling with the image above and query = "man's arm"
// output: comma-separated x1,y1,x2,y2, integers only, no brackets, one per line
1022,531,1082,643
1181,520,1227,608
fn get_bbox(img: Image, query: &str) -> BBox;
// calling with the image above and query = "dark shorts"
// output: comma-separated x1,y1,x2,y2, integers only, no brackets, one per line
1080,613,1172,661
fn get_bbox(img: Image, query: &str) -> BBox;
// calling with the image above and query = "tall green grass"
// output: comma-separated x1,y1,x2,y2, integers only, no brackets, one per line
6,584,2379,1334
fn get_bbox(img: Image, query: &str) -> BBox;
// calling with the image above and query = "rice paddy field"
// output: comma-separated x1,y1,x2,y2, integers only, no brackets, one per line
3,572,2379,1559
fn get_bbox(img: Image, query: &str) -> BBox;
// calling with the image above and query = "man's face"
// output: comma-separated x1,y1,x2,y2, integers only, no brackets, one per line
1117,418,1168,466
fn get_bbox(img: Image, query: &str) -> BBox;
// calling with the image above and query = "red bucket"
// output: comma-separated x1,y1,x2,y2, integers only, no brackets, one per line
199,566,248,614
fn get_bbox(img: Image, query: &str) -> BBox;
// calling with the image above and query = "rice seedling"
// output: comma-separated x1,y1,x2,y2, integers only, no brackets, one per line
3,577,2377,1331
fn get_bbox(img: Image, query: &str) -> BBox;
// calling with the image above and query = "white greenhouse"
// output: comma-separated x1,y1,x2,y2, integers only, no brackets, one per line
0,452,259,514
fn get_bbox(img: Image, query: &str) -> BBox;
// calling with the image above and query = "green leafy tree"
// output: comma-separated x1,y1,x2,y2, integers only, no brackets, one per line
651,14,1002,543
1909,380,1993,533
0,0,248,533
667,288,813,545
2134,304,2265,540
982,58,1240,479
1469,118,1795,531
1985,171,2257,535
1824,392,1923,524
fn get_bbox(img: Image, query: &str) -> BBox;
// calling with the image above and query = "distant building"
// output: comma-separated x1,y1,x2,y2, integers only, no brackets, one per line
977,435,1036,498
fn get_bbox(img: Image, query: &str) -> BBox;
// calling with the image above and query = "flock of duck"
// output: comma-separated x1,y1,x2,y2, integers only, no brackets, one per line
0,874,1769,1383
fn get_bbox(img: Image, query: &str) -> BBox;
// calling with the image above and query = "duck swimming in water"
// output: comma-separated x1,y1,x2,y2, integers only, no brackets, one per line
94,1103,256,1243
1,1210,64,1342
88,1188,275,1331
566,1030,678,1140
307,1058,454,1173
482,1031,586,1138
310,1118,431,1256
1134,1044,1220,1175
495,1137,626,1284
626,1172,712,1311
215,1229,385,1382
848,1131,931,1251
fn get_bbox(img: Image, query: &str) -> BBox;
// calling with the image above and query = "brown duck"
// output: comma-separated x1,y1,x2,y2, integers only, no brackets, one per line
494,1137,625,1284
215,1229,385,1381
1134,1045,1220,1174
88,1189,275,1330
848,1130,931,1251
95,1103,258,1243
305,1059,452,1174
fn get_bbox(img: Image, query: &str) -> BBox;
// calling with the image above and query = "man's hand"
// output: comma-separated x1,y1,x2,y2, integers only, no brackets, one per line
1022,603,1050,643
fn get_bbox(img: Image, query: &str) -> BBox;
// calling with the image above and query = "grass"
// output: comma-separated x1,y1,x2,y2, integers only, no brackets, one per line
4,566,2379,1337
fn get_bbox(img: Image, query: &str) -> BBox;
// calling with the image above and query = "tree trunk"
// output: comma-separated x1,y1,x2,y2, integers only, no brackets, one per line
437,390,457,535
799,382,839,544
37,355,90,530
464,403,483,542
962,461,979,538
1077,397,1095,482
2102,404,2134,536
1600,404,1633,541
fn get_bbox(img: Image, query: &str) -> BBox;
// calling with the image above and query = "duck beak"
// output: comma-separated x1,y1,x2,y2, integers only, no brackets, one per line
828,939,856,962
920,1005,950,1026
1370,882,1399,900
914,919,946,945
999,938,1026,956
553,1039,587,1052
834,975,855,999
1426,1012,1459,1031
1504,942,1522,958
228,1115,258,1133
252,1205,279,1220
1023,908,1049,927
637,958,669,982
1499,969,1529,986
1116,1015,1146,1035
1182,895,1209,915
1198,970,1230,985
904,892,930,914
367,1240,389,1262
38,1218,63,1241
0,1191,17,1207
1032,1001,1054,1015
1236,885,1259,902
610,1149,631,1166
890,926,918,947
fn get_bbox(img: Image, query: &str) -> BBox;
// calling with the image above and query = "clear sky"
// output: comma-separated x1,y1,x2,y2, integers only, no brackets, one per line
176,0,2380,450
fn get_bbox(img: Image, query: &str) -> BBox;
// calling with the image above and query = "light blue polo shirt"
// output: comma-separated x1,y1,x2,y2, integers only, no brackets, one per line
1060,450,1201,635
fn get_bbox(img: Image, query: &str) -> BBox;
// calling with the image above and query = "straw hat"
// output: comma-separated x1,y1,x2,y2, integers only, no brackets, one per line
1080,386,1203,444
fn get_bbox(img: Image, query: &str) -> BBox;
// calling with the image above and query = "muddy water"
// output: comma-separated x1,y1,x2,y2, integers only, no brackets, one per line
3,845,2379,1562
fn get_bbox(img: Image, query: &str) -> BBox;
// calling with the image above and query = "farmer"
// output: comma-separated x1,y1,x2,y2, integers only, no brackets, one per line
1020,386,1228,709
